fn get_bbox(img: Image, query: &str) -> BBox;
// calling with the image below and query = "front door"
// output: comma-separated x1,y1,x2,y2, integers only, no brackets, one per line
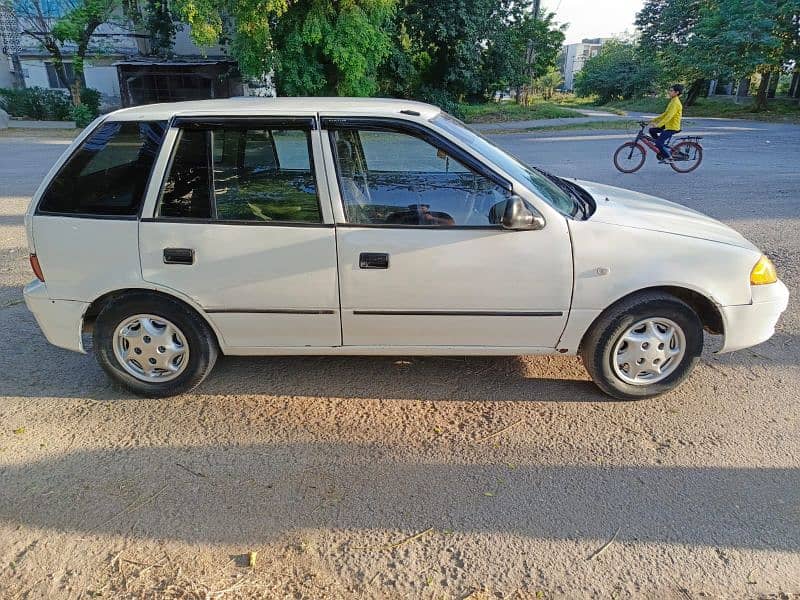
139,116,341,349
324,120,574,349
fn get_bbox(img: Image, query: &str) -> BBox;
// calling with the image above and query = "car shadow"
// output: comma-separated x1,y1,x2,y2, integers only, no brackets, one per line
0,442,797,551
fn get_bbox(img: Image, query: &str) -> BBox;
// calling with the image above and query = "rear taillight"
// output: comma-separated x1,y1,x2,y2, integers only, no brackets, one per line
30,254,45,282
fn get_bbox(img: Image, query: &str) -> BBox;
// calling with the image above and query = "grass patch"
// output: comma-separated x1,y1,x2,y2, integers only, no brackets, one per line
598,96,800,123
459,101,582,123
549,94,626,116
482,119,641,135
0,127,79,139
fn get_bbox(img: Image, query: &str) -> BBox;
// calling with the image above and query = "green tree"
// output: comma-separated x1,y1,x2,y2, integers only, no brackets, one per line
273,0,396,96
15,0,119,105
398,0,511,101
636,0,706,105
178,0,396,96
686,0,784,109
573,40,659,102
481,9,565,102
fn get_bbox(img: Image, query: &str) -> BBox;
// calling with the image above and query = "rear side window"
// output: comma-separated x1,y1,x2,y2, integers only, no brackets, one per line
158,126,320,223
39,121,167,216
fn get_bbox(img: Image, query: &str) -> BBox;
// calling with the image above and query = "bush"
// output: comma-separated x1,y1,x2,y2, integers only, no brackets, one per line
71,104,95,128
574,41,660,103
80,87,101,117
0,87,73,120
414,87,465,119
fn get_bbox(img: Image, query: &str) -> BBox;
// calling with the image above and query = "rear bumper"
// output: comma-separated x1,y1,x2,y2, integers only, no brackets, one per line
23,280,88,354
719,280,790,353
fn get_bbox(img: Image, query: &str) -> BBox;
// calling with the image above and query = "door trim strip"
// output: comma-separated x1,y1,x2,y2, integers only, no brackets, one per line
352,310,563,317
206,308,336,315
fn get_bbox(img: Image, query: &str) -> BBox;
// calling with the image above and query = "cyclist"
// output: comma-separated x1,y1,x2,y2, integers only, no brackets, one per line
649,84,684,163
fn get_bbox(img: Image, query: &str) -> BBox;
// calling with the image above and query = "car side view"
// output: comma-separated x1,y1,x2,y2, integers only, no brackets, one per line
24,98,789,400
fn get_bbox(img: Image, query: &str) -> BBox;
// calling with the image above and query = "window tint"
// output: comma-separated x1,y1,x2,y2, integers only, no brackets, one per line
159,129,213,219
332,128,511,227
159,126,320,223
39,121,167,216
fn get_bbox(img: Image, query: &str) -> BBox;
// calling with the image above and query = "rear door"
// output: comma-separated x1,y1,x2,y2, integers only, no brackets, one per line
139,116,341,350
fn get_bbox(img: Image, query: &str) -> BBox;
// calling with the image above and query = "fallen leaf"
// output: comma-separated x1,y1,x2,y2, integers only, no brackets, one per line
12,427,25,435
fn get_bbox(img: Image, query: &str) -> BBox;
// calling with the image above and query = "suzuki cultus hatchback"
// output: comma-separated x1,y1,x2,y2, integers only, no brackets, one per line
24,98,789,399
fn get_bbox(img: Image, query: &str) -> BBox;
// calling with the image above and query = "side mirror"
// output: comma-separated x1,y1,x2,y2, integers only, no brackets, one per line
502,195,545,231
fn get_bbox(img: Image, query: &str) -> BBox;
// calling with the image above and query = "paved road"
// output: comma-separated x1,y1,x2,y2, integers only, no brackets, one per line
0,120,798,598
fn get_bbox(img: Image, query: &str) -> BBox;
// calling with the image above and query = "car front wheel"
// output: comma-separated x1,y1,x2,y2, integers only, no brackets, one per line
580,292,703,400
94,293,218,397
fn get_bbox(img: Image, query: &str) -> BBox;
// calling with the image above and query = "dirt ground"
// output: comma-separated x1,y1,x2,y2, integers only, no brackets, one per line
0,124,798,599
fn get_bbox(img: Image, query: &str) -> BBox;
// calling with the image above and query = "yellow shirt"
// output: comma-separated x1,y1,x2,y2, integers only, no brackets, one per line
653,96,683,131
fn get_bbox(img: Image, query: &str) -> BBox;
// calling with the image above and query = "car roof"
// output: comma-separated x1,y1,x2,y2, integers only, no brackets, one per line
106,97,442,122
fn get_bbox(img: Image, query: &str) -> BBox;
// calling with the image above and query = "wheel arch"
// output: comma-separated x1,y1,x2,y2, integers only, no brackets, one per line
578,285,724,352
82,287,224,350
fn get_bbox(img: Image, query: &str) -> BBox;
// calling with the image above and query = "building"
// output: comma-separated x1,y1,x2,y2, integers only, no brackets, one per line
559,38,610,92
0,3,252,109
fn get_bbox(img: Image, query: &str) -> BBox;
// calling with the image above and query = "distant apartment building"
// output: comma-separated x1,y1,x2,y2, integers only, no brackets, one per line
559,38,610,92
0,2,252,109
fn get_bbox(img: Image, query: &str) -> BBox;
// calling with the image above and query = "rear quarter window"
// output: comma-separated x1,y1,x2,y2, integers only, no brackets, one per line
38,121,167,216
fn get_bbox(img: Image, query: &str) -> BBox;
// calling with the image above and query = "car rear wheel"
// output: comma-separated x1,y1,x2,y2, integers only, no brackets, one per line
580,292,703,400
94,293,218,397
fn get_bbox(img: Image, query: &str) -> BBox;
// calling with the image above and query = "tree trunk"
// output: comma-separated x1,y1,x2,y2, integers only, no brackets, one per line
754,71,771,111
684,78,705,107
790,72,800,98
734,76,750,103
11,55,26,89
767,71,779,99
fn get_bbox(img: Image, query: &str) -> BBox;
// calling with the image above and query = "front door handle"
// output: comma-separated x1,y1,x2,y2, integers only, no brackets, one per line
163,248,195,265
359,252,389,269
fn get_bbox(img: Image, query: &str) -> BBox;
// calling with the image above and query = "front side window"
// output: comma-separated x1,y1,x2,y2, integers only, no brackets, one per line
159,125,320,223
39,121,167,216
331,127,511,227
431,113,577,216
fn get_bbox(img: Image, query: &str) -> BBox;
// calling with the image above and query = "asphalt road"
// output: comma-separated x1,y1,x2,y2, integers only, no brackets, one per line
0,119,798,599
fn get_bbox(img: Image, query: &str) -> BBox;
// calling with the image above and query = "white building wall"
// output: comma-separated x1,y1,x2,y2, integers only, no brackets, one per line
84,65,121,107
20,59,51,88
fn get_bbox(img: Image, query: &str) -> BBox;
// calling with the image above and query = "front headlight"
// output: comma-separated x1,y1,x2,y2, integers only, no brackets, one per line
750,255,778,285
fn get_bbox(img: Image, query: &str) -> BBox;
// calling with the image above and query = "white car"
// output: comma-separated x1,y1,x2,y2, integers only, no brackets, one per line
23,98,789,399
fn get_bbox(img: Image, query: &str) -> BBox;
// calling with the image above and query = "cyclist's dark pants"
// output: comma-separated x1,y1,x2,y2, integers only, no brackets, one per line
649,127,679,158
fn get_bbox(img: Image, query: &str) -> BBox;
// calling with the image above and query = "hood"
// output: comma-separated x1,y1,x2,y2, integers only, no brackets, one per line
576,180,758,251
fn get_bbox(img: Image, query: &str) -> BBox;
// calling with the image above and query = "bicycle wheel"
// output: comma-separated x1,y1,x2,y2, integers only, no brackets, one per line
613,142,646,173
670,141,703,173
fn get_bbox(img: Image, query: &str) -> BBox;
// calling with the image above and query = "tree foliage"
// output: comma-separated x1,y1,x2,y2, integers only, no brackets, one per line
15,0,118,104
635,0,800,108
482,9,565,100
574,41,659,102
273,0,396,96
178,0,395,96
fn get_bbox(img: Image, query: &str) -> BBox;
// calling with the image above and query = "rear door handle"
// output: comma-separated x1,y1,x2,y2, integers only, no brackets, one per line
359,252,389,269
163,248,195,265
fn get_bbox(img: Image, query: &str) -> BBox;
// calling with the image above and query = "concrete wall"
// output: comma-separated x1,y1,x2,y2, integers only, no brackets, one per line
0,55,13,88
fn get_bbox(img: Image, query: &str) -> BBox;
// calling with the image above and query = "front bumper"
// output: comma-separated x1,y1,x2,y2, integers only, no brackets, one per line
23,280,89,354
719,280,790,353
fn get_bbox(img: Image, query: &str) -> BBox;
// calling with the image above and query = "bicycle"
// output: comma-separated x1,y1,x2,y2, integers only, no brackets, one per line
613,121,704,174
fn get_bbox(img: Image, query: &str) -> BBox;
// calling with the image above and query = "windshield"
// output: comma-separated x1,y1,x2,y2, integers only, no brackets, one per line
432,112,576,216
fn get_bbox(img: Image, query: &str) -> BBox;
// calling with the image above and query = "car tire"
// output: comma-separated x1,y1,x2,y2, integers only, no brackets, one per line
580,292,703,400
94,293,218,398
